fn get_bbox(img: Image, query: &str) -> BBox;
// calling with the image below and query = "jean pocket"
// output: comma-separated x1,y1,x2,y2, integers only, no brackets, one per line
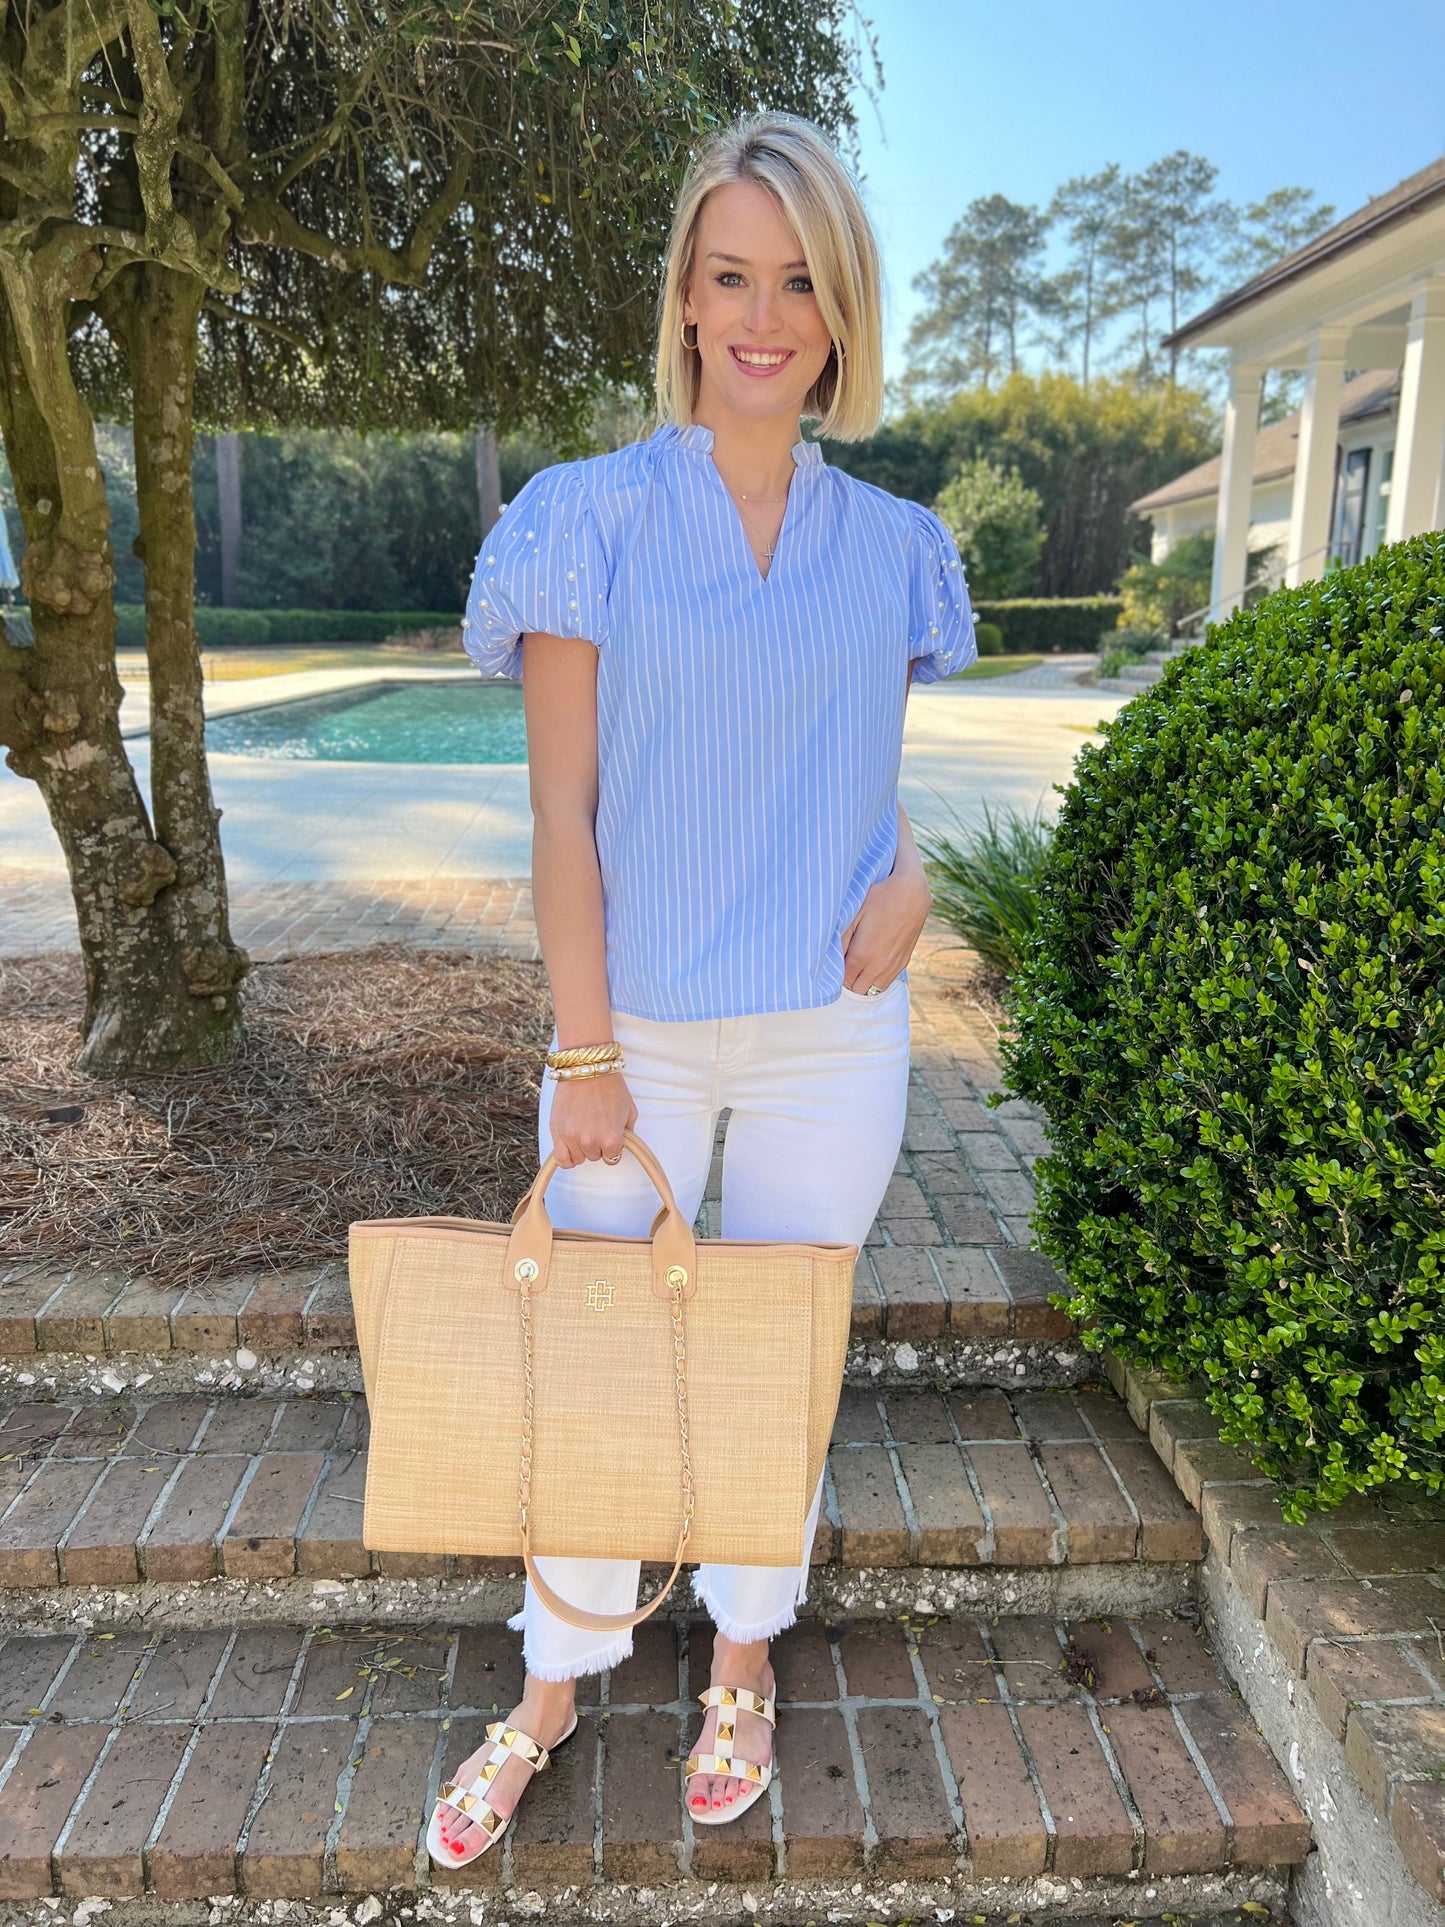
838,976,904,1004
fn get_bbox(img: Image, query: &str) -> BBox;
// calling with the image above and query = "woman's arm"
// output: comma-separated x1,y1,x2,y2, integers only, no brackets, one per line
838,663,933,989
521,633,636,1160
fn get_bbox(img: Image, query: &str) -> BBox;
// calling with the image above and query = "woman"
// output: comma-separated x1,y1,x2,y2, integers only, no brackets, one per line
431,110,975,1865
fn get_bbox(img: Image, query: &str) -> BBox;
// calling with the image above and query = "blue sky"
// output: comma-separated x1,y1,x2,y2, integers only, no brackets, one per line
849,0,1445,376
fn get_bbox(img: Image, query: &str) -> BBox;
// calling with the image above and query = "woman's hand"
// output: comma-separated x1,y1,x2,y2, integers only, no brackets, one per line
547,1066,638,1168
840,866,932,992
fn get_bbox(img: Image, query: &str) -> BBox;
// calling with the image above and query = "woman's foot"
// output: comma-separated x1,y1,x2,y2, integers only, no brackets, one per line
435,1677,577,1860
688,1634,775,1817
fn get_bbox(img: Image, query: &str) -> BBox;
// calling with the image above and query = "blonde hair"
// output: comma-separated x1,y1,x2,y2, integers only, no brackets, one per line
653,112,884,443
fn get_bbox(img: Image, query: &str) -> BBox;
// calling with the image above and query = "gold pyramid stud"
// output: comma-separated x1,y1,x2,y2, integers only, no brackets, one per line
439,1782,457,1800
481,1809,503,1835
716,1723,734,1745
745,1762,763,1782
719,1688,735,1707
457,1793,477,1813
481,1759,500,1781
485,1722,502,1739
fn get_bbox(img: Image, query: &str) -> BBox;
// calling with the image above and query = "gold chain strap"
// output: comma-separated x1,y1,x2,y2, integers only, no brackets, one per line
517,1271,694,1544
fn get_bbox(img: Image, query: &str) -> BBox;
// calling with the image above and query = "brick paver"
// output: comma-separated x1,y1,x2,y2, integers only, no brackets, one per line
0,872,540,961
1110,1348,1445,1908
0,1386,1208,1590
0,1614,1301,1898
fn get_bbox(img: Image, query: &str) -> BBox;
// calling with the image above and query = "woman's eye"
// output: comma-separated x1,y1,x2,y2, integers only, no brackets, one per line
789,277,814,294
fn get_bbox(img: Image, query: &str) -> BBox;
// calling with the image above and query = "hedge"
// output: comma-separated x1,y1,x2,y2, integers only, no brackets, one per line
999,535,1445,1519
113,607,463,649
973,597,1123,654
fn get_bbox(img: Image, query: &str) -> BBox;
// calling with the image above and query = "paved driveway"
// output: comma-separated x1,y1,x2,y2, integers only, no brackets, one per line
0,656,1124,885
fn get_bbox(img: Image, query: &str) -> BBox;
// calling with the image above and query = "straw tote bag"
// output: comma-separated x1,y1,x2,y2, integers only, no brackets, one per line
348,1128,856,1631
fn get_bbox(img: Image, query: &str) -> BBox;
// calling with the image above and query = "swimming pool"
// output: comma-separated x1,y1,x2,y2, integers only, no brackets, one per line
205,679,526,764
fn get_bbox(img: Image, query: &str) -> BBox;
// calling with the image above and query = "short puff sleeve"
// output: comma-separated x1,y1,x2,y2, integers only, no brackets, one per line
904,501,977,684
461,461,612,680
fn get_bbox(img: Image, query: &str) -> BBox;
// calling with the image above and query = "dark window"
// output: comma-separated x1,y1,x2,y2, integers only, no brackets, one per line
1332,447,1372,568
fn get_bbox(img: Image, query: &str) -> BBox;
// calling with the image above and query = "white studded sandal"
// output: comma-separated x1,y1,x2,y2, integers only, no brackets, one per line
427,1713,578,1868
684,1683,777,1826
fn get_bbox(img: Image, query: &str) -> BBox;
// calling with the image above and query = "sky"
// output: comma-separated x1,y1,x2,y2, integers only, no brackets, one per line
848,0,1445,379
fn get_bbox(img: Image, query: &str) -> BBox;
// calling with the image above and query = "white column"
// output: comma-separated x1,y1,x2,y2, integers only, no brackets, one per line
1210,359,1263,620
1285,326,1348,586
1385,277,1445,543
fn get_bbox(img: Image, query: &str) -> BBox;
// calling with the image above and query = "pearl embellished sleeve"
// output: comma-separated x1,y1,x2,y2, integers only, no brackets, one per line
903,500,977,685
461,461,612,680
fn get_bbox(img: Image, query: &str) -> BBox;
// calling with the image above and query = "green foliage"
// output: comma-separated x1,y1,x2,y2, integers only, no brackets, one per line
903,194,1049,394
1000,535,1445,1518
830,373,1216,596
916,800,1053,977
973,621,1004,657
974,598,1123,653
1117,532,1213,636
114,607,460,648
1098,626,1164,678
934,458,1045,599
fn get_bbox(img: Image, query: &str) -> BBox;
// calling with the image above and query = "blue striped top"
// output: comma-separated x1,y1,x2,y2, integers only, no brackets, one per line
461,419,977,1021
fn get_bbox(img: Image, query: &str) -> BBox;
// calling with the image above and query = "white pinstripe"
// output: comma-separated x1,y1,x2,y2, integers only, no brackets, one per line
461,421,977,1021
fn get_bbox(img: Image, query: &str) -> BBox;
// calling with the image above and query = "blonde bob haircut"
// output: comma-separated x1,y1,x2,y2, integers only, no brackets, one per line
653,112,884,444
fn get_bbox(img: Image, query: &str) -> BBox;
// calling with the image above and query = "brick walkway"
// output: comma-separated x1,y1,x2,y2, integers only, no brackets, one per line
0,1388,1203,1593
0,869,540,959
0,1614,1305,1898
1120,1356,1445,1904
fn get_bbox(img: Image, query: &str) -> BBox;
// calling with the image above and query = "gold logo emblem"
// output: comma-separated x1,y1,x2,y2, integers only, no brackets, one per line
586,1279,615,1312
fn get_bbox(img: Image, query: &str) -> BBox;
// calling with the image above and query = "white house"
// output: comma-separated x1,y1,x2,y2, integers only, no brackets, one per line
1130,155,1445,620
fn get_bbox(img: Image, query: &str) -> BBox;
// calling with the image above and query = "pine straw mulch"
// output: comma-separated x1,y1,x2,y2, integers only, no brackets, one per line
0,946,553,1288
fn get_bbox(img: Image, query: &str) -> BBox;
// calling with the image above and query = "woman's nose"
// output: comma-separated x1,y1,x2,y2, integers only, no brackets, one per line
744,289,780,334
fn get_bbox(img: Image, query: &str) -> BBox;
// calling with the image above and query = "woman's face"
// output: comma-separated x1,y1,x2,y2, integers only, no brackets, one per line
682,179,835,429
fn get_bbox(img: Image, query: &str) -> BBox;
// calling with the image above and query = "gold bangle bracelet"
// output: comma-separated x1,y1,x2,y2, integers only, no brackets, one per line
547,1059,626,1081
546,1042,623,1069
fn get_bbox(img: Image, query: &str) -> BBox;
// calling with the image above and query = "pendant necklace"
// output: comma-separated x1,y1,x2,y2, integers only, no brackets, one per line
726,481,789,562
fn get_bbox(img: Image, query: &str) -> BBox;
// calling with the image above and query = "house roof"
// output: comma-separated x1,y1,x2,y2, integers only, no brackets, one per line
1130,369,1399,515
1164,155,1445,350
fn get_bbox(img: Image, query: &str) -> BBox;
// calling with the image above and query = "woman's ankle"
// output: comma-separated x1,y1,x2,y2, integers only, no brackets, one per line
710,1633,771,1686
517,1674,578,1736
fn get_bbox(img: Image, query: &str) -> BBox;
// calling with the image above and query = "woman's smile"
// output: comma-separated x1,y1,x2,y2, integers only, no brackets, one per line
729,345,797,378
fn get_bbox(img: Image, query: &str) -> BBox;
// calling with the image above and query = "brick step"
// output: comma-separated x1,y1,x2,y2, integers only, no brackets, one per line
0,1614,1306,1911
0,1249,1082,1395
0,1388,1201,1620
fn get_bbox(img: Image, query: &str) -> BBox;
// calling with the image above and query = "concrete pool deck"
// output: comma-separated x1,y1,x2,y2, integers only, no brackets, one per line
1,654,1126,906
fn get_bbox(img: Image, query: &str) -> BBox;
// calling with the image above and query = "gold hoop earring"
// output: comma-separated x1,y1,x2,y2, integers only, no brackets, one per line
680,320,698,351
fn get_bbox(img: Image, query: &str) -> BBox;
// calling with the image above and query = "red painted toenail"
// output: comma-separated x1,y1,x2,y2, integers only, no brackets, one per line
451,1841,465,1855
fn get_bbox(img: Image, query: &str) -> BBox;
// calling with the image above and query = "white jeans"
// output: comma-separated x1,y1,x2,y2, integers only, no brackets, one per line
511,976,913,1681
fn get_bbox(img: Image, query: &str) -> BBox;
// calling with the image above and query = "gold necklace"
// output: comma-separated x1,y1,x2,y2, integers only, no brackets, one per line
724,480,790,562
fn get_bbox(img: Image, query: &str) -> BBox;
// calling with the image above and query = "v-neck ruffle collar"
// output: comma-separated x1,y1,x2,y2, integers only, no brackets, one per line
657,420,825,470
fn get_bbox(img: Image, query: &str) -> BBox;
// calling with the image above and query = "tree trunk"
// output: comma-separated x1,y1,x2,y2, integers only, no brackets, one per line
0,261,246,1074
216,431,242,604
126,265,249,1055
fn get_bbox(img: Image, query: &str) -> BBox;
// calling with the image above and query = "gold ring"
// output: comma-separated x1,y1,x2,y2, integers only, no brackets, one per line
866,985,881,996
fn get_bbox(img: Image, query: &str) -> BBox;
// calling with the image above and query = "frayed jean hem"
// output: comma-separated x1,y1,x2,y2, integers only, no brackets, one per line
690,1571,806,1646
505,1609,633,1683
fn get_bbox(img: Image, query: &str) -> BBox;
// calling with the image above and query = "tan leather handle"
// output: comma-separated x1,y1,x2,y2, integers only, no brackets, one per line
520,1526,688,1631
504,1127,698,1300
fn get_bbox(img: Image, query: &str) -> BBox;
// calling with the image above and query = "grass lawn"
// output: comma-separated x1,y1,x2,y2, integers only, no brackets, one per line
113,645,1049,684
954,654,1043,680
116,641,467,681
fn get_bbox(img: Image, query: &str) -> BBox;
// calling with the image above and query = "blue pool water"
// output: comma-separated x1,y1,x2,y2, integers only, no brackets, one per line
205,680,526,763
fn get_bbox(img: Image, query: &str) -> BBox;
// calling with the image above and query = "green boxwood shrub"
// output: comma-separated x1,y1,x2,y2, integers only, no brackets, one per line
1000,535,1445,1519
973,620,1005,657
113,607,462,649
974,597,1123,653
